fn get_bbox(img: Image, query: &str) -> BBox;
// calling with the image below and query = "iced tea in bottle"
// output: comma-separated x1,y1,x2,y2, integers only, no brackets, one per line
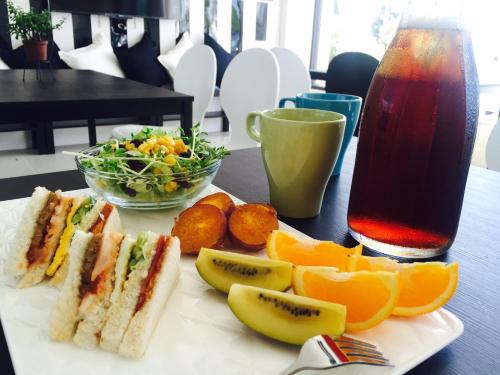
347,0,479,258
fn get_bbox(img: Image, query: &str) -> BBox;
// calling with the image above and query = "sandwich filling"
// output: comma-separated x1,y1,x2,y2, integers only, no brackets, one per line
78,232,123,317
46,196,95,277
26,193,72,267
90,203,114,234
134,235,169,313
79,234,103,299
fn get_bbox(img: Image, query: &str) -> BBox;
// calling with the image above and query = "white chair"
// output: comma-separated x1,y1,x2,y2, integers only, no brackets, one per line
486,115,500,172
271,47,311,103
112,45,216,139
220,48,279,149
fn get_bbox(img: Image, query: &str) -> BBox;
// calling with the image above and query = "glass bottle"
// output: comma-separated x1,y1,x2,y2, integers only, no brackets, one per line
347,0,479,258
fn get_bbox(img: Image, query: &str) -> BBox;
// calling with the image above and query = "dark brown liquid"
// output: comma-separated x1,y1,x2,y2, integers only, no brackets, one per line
348,28,478,250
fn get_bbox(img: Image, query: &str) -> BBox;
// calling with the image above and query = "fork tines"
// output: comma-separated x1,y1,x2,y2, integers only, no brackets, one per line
322,335,391,365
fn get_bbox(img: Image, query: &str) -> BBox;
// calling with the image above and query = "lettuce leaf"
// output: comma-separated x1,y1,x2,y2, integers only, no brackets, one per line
128,232,148,272
71,196,95,225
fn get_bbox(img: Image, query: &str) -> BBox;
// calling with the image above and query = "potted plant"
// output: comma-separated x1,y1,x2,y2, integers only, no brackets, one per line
7,1,64,62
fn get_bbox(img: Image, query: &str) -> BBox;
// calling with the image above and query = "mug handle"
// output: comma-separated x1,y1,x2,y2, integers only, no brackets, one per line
279,97,296,108
246,111,262,142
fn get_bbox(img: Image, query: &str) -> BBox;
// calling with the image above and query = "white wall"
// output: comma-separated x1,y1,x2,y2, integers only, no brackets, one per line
278,0,315,68
242,0,281,50
9,0,29,48
189,0,204,44
126,18,146,47
51,12,74,51
217,0,233,51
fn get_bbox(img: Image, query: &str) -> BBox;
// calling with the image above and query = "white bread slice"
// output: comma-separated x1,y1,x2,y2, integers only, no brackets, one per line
49,230,93,341
4,187,50,277
109,235,135,305
79,200,122,234
119,236,181,359
78,200,106,232
48,256,69,288
18,196,72,288
73,232,123,349
99,232,159,353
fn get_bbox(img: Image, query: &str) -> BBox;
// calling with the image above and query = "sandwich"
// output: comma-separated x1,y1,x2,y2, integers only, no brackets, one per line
49,230,181,358
49,230,124,347
47,195,121,287
5,187,72,287
4,186,121,288
100,231,180,358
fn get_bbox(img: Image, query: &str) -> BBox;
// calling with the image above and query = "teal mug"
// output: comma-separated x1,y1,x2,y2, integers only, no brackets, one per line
279,93,362,176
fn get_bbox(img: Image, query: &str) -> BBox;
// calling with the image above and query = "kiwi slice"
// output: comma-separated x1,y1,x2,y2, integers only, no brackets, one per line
195,248,293,293
228,284,346,345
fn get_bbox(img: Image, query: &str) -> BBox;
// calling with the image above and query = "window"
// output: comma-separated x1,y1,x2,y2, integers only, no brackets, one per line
313,0,403,71
311,0,500,86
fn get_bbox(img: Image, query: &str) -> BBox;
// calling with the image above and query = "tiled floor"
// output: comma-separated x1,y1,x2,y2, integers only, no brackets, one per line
0,117,254,179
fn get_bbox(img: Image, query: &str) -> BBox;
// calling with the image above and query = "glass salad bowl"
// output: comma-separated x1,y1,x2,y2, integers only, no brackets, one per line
74,126,228,209
76,146,221,209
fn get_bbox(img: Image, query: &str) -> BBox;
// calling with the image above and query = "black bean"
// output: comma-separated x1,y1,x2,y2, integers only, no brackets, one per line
120,183,137,197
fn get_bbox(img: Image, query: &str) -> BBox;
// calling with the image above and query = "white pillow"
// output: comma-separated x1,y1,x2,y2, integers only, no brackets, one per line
59,33,125,78
0,57,9,69
157,32,194,78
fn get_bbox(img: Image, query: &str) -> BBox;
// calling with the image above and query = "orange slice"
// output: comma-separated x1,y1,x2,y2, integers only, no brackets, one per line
347,254,400,272
267,230,362,271
292,266,400,332
393,262,458,316
348,255,459,316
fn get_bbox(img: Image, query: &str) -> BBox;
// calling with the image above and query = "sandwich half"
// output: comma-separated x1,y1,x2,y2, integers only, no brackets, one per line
5,187,72,288
49,229,124,347
100,231,180,359
47,196,122,287
4,187,122,288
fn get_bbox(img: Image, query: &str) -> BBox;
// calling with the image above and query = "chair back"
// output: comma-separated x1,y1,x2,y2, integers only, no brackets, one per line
220,48,279,148
174,45,217,127
326,52,379,135
271,47,311,103
486,116,500,172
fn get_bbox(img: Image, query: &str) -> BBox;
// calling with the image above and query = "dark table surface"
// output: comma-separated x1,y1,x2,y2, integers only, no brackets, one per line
0,70,194,153
1,143,499,374
0,70,193,123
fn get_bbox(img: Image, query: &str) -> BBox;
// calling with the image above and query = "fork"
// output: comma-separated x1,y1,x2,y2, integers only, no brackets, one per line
281,335,393,375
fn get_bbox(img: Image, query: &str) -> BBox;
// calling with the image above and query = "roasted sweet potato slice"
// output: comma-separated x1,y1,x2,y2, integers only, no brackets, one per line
228,204,279,251
194,192,236,218
172,205,227,254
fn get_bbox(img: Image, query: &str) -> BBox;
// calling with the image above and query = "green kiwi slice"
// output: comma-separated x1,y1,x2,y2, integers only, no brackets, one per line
227,284,346,345
195,248,293,293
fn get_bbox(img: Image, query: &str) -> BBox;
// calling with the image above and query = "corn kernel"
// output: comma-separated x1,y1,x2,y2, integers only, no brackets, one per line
138,143,149,153
164,181,179,193
125,141,135,151
174,139,188,154
157,136,170,146
153,167,162,174
164,154,177,166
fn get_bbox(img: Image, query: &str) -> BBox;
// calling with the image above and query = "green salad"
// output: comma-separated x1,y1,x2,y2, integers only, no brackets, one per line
77,125,229,202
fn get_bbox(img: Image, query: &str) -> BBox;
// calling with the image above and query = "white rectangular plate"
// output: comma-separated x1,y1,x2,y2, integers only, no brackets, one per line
0,186,463,375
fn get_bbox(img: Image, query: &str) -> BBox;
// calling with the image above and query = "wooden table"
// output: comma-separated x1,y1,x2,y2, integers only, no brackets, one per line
0,70,193,154
1,144,499,374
